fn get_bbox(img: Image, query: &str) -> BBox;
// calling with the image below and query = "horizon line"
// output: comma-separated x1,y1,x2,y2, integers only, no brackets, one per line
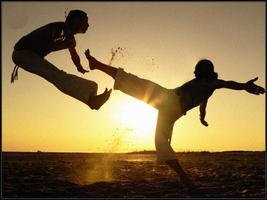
2,150,265,154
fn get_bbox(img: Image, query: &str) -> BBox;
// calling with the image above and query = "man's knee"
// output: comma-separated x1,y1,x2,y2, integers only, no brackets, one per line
155,139,168,155
155,134,168,149
91,81,98,93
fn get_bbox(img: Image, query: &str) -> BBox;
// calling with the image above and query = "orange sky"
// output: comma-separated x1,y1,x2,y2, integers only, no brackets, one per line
2,2,265,152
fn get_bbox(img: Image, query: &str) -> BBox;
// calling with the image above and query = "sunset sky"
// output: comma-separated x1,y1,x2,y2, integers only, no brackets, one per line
2,2,265,153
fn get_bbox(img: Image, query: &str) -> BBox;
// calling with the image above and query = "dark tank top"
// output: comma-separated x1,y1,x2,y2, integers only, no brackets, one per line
14,22,75,58
175,79,215,115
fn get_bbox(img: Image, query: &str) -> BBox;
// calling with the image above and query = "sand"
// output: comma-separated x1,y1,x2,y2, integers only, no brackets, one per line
2,151,265,198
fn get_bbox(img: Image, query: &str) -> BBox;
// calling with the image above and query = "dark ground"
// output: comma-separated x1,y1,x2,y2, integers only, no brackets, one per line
2,151,265,198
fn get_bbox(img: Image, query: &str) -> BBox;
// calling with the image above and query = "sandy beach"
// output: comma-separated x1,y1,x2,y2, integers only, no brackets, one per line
2,151,265,198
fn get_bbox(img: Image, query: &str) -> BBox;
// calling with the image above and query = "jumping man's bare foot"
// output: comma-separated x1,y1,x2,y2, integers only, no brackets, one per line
88,88,112,110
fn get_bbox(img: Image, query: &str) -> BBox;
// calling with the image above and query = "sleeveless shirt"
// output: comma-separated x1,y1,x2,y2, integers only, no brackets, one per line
14,22,75,58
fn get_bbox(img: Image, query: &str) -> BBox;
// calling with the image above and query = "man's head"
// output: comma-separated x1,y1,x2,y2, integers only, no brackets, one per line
65,10,89,34
194,59,218,80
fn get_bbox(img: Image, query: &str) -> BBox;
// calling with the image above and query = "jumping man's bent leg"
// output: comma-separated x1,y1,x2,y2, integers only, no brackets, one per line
12,50,110,109
87,88,112,110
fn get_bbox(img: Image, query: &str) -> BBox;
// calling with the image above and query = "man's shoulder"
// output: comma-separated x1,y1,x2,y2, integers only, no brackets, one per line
210,79,226,89
30,22,66,33
180,79,196,87
45,21,66,28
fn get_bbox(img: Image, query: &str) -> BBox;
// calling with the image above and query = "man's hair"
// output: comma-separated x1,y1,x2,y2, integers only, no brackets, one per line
194,59,218,80
65,10,87,24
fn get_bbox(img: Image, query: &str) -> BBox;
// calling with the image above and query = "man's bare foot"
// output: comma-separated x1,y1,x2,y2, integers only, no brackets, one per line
85,49,101,70
88,88,112,110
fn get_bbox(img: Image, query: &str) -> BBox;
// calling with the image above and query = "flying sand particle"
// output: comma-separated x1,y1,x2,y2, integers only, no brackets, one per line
108,46,126,65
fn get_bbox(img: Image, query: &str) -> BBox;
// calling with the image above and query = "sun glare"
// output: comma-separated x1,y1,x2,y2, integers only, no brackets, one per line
116,98,158,141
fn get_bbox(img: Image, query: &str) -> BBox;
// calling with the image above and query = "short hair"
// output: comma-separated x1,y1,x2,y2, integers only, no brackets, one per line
65,10,87,24
194,59,218,80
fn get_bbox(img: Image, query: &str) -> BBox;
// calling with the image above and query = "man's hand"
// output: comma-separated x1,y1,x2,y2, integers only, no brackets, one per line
77,66,89,74
245,77,265,95
68,46,89,74
200,119,209,127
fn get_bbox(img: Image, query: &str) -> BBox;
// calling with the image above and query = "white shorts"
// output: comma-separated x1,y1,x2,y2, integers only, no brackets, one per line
114,68,183,162
12,50,97,106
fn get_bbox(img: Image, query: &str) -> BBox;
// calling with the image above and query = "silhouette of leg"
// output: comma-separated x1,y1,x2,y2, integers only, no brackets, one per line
166,159,195,189
12,50,101,108
87,88,112,110
87,54,117,79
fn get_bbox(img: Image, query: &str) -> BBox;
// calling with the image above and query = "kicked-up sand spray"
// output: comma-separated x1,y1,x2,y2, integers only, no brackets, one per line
86,126,133,183
85,47,128,184
85,127,132,184
108,46,126,65
85,156,114,184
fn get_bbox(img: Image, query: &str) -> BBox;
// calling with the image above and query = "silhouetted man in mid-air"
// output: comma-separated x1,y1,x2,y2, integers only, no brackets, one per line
12,10,111,110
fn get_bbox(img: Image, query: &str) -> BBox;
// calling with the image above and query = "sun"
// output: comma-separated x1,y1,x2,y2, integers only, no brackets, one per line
115,97,158,141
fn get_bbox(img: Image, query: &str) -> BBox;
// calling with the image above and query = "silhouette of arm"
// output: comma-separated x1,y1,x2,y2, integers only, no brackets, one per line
199,99,208,127
69,46,89,74
214,77,265,95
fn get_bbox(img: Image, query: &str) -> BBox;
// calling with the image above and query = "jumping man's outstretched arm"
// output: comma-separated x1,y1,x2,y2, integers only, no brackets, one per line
199,99,209,127
214,77,265,95
69,46,89,74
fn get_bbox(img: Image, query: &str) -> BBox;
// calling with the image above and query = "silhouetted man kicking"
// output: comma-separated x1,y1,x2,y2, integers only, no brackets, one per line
85,49,265,189
12,10,111,110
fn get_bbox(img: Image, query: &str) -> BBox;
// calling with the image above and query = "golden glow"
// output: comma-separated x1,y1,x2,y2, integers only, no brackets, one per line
115,98,158,141
2,2,265,152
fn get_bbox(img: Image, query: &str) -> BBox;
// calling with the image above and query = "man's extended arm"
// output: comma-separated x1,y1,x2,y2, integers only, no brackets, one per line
214,77,265,95
69,46,89,74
